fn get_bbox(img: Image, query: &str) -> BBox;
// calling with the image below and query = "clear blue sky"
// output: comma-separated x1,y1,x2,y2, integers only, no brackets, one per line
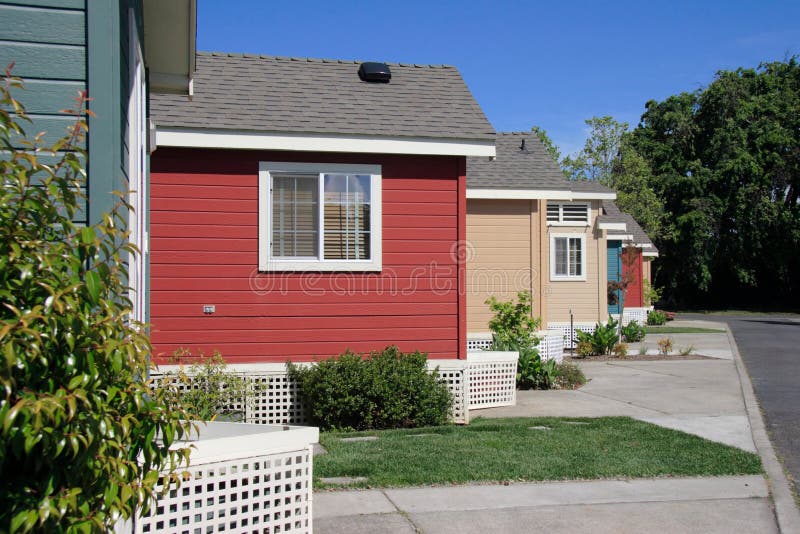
197,0,799,156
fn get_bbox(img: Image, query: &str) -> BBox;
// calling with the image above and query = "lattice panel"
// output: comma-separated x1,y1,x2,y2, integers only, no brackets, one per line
136,448,313,534
467,338,493,351
466,358,517,410
611,307,652,326
430,364,469,424
537,334,564,363
547,323,597,348
247,374,308,426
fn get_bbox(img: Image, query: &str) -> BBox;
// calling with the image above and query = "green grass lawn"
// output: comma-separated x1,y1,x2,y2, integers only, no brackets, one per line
315,417,762,489
645,326,726,334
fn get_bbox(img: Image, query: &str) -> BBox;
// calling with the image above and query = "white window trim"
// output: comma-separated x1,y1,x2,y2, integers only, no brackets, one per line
546,202,591,226
550,233,587,281
258,162,382,272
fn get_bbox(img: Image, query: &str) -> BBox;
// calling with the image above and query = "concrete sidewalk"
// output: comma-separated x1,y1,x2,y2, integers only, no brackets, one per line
313,321,800,533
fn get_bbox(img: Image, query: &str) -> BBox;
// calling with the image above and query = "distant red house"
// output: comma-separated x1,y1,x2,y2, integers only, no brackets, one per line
148,53,495,364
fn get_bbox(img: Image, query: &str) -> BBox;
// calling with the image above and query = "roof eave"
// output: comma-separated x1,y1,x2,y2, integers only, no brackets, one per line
155,127,495,157
467,188,616,200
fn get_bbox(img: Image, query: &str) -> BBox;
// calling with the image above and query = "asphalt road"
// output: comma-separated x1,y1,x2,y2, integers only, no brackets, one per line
684,313,800,497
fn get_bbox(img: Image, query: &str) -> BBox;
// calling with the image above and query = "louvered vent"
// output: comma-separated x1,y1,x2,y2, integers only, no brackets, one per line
547,203,589,224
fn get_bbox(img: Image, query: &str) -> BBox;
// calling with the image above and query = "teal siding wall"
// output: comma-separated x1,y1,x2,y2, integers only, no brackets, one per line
0,0,88,218
607,240,622,315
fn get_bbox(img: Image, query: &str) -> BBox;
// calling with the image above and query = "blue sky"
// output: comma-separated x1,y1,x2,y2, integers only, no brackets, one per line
198,0,799,156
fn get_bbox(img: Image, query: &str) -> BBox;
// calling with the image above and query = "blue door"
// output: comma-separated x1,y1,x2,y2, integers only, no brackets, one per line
607,240,622,315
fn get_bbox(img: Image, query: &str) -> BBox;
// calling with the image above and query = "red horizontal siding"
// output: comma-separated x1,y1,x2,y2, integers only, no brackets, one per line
149,148,464,363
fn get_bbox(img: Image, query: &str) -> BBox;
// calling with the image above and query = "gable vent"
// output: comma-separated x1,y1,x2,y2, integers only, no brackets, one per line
358,62,391,83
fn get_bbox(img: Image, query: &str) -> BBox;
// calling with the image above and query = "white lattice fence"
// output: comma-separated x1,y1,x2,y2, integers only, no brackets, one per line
129,422,319,534
152,360,470,425
465,351,517,410
547,323,597,349
467,333,564,363
611,307,653,326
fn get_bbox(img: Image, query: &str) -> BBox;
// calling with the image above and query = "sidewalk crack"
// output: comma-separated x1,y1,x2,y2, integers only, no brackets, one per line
382,490,423,533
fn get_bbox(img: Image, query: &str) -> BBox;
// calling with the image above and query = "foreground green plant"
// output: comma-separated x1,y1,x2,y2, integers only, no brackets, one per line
552,363,586,389
315,417,762,488
289,346,452,431
0,71,193,531
647,310,668,325
621,320,646,342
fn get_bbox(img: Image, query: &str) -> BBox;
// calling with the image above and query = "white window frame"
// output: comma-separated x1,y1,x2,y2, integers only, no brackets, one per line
550,233,586,281
546,202,591,226
258,162,382,272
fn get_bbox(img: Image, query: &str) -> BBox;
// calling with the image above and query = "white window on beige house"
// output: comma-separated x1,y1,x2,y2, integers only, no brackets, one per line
550,234,586,281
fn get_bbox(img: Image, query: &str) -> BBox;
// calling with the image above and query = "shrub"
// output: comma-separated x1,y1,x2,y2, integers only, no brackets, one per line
575,341,595,358
679,345,695,356
647,310,668,325
575,318,620,355
163,349,252,421
657,337,674,355
621,320,646,342
0,71,193,531
517,347,558,390
643,279,662,307
613,342,629,358
289,346,452,431
553,363,587,389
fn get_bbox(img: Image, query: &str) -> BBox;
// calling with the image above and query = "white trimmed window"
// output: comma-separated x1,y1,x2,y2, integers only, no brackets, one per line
547,202,590,225
550,234,586,280
258,162,382,271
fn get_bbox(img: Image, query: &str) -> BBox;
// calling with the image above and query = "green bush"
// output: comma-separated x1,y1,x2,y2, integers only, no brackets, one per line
289,346,452,431
0,72,193,531
647,310,668,325
163,349,252,421
485,291,556,388
575,318,620,355
575,341,594,358
621,320,647,342
552,363,587,389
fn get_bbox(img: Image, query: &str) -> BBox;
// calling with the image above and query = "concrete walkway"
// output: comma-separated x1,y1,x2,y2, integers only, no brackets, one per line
314,321,800,533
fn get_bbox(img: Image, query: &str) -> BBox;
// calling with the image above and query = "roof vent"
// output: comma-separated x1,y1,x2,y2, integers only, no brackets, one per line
358,62,391,83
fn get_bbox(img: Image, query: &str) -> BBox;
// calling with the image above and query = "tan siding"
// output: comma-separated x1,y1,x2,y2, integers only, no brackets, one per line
545,201,607,323
466,199,532,332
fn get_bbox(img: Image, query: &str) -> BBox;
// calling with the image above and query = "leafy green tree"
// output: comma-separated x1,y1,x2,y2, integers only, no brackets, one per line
530,125,562,164
0,71,193,531
562,116,629,183
609,137,665,240
631,58,800,306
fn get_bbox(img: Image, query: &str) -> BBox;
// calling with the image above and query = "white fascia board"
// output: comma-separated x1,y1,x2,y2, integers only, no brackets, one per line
643,250,659,257
467,189,573,200
571,191,616,200
598,222,627,231
466,189,617,200
156,127,496,157
607,234,635,241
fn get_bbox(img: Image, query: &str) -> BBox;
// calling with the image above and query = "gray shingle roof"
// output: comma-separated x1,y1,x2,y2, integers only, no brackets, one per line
466,132,614,196
603,201,658,253
150,52,495,141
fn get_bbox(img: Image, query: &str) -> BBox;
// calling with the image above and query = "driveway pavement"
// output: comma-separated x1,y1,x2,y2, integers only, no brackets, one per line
684,313,800,500
313,321,800,533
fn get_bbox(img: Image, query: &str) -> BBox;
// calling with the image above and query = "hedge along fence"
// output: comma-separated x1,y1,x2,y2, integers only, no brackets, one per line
152,351,472,426
152,349,520,427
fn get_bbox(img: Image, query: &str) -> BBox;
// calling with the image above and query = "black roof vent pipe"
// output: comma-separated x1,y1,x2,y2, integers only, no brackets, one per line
358,62,391,83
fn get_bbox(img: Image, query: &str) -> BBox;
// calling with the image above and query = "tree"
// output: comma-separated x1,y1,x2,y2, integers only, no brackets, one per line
530,125,562,164
0,70,194,531
609,136,665,240
630,58,800,307
562,116,629,183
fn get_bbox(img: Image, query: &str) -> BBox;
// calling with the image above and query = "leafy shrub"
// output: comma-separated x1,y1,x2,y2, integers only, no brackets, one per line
0,71,193,531
679,345,695,356
163,349,252,421
485,291,555,389
517,347,558,390
553,363,587,389
613,342,629,358
621,320,646,342
289,346,452,431
643,280,662,307
647,310,668,325
575,318,620,355
657,337,674,355
575,341,594,358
